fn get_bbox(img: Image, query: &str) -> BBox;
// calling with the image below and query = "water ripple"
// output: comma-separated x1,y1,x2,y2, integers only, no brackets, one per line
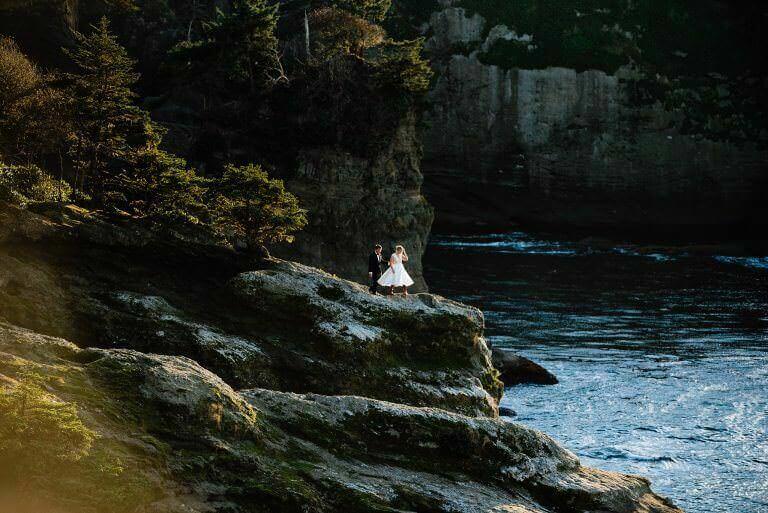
425,232,768,513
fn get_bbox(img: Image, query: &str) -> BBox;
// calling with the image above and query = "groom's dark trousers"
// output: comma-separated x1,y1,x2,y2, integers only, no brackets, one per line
368,253,383,293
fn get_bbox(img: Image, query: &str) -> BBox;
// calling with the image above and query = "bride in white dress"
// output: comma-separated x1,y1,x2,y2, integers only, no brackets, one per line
378,245,414,295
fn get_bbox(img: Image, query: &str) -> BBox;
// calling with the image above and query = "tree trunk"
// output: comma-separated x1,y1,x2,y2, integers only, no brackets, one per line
304,9,311,59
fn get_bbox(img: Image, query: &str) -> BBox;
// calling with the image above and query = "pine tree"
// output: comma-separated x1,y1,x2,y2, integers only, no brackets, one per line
64,16,145,196
117,122,208,223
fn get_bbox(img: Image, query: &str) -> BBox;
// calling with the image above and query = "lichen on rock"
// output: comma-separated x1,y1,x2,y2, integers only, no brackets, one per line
231,259,503,416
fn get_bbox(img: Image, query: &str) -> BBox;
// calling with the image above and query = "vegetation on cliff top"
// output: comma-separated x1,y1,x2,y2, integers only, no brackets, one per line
132,0,433,162
0,18,306,248
0,0,433,244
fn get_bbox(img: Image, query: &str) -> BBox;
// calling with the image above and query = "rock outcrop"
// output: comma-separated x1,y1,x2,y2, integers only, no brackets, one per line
0,203,487,415
0,203,682,512
272,112,434,291
492,348,558,386
420,5,768,232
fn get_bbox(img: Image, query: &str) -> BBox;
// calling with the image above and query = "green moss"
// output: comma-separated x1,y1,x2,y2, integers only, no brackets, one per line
334,407,508,480
0,368,164,512
375,310,478,366
479,367,504,403
0,370,96,478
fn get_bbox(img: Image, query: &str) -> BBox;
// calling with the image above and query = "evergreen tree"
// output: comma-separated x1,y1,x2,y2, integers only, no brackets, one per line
64,18,209,225
64,16,145,196
373,38,432,94
211,164,307,247
113,123,208,223
328,0,392,22
171,0,280,97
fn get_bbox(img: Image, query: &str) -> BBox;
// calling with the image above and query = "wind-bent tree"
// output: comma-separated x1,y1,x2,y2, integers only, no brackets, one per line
210,163,307,247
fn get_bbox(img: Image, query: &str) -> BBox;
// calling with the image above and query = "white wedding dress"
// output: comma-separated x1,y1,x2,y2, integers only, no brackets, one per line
378,253,414,287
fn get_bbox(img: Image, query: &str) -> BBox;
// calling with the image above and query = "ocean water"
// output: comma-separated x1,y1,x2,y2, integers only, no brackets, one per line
424,232,768,513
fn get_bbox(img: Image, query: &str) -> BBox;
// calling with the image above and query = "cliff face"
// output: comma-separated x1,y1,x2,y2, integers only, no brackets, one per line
0,0,78,43
274,112,434,291
421,5,768,232
0,203,682,513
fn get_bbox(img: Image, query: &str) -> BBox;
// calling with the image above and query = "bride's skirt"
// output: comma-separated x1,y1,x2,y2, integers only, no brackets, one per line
378,263,414,287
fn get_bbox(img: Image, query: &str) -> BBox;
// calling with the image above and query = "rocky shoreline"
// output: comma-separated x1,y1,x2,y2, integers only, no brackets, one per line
0,203,681,512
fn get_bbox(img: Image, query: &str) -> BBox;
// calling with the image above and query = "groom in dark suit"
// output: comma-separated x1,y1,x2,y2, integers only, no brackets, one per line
368,244,384,294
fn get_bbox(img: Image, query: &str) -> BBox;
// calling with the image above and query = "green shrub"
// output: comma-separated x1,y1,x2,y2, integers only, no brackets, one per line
210,163,307,247
309,6,386,60
0,163,72,204
372,38,432,94
0,37,39,112
0,37,70,163
0,372,96,481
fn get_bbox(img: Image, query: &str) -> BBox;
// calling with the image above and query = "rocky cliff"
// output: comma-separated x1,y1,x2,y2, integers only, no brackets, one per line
0,202,682,513
0,0,435,291
272,112,434,291
418,3,768,233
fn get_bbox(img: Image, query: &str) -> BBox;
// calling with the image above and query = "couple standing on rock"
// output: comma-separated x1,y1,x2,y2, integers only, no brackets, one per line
368,244,414,295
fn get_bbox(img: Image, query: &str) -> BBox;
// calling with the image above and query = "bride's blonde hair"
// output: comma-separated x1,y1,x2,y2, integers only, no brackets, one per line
395,245,405,253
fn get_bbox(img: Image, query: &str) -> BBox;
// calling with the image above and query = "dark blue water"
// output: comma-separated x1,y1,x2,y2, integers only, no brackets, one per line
424,232,768,513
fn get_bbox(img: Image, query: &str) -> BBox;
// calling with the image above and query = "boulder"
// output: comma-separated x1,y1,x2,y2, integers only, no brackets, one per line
231,259,503,416
499,406,517,417
492,347,559,386
0,206,681,512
